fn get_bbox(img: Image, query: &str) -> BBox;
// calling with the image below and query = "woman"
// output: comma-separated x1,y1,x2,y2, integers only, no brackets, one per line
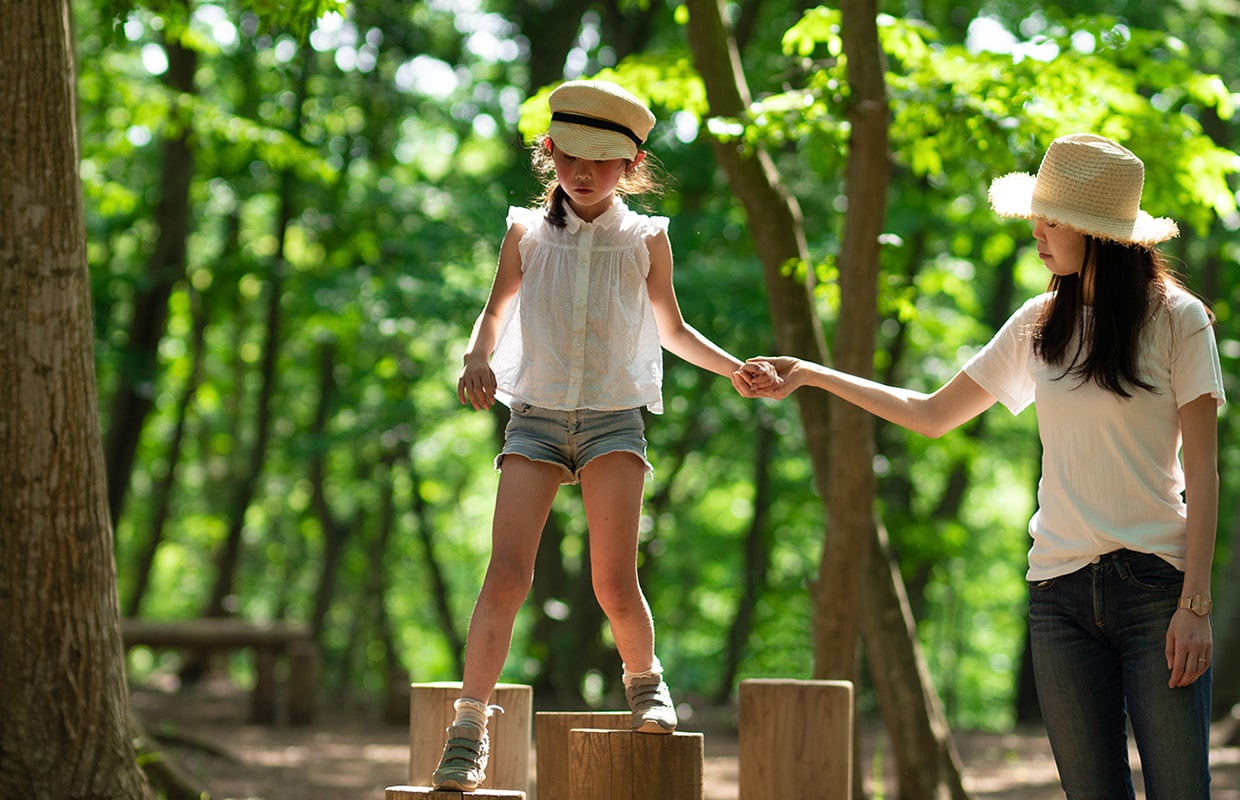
749,133,1224,797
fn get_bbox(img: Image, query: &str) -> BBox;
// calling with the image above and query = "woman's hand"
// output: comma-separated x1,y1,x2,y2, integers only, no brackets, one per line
1166,609,1213,688
732,358,786,398
741,356,802,400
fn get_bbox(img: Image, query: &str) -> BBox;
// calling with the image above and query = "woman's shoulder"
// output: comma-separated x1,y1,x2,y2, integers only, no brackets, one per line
1012,291,1054,319
1163,281,1208,309
1157,281,1213,324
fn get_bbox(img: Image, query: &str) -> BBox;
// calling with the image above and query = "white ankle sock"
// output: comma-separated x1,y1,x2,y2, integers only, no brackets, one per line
622,655,663,687
453,697,489,729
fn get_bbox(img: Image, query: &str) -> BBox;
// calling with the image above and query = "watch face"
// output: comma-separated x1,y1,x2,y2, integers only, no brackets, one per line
1185,595,1212,615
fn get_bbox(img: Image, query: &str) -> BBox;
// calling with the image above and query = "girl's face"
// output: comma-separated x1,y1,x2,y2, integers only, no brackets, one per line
548,140,643,222
1032,217,1086,278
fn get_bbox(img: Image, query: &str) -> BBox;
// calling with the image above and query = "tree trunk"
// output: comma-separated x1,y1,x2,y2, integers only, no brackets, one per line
862,522,969,799
103,36,197,530
0,3,153,797
202,45,310,621
682,0,837,657
308,343,352,640
815,0,889,682
717,409,777,702
685,2,973,796
125,288,207,617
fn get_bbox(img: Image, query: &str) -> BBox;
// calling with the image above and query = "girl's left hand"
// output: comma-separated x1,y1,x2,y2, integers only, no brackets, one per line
1166,609,1213,688
732,360,782,398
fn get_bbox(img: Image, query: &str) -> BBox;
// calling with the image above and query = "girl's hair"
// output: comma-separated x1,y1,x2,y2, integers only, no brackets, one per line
531,135,664,228
1033,237,1182,397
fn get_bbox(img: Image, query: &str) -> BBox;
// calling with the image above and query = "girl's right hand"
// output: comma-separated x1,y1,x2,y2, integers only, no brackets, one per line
745,357,802,400
458,357,498,410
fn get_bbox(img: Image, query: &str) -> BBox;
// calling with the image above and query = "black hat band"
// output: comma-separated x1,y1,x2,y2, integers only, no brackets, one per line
552,111,644,147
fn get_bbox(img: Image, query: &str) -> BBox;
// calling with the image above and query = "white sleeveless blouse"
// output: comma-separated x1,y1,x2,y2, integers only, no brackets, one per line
490,200,668,414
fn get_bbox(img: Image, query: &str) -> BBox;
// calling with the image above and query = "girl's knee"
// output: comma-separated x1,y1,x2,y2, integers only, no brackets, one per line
481,561,534,605
592,574,644,614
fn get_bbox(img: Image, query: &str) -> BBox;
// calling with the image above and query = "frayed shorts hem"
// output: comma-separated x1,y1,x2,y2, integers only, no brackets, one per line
495,404,652,486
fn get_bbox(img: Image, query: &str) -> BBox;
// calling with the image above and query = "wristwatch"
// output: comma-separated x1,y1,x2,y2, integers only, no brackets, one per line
1179,594,1213,616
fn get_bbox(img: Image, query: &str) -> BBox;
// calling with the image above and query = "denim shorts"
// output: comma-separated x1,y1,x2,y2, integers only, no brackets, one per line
497,403,652,485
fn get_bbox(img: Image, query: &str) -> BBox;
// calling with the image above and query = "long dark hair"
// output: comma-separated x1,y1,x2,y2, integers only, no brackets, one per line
530,135,663,228
1032,237,1179,398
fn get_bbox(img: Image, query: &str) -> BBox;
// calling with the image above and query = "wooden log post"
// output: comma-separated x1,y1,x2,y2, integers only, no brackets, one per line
534,711,630,800
408,682,532,794
286,639,319,725
248,646,278,724
384,787,526,799
738,678,853,800
568,729,704,800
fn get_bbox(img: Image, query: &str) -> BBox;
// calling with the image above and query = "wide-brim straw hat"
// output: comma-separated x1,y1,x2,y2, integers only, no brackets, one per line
547,80,655,161
988,133,1178,247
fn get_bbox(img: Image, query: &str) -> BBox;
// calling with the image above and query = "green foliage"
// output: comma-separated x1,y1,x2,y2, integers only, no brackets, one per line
82,0,1240,733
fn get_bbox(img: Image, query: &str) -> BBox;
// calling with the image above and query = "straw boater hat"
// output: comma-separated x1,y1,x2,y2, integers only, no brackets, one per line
988,133,1179,247
547,80,656,161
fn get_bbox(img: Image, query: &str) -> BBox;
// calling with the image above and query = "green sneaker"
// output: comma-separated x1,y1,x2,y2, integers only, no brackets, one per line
625,673,677,733
431,721,489,790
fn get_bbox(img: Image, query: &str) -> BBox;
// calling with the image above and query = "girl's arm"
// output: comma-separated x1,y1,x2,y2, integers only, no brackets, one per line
645,230,749,381
750,356,998,439
1165,392,1219,688
458,224,525,410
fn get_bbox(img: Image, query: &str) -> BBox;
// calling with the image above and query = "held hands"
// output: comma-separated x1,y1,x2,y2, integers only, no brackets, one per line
732,356,802,400
731,358,778,398
458,355,499,410
462,354,799,406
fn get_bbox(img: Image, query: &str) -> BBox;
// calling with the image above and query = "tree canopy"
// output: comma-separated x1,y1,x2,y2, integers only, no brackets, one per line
79,0,1240,734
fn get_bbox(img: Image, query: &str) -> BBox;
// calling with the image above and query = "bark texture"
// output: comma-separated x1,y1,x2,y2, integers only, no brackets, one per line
0,2,153,797
684,2,971,796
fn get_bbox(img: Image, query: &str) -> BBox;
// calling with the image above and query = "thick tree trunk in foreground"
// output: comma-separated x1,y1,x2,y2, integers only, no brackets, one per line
0,3,153,797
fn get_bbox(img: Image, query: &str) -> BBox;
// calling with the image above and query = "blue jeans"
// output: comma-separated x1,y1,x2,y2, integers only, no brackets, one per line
1029,550,1211,799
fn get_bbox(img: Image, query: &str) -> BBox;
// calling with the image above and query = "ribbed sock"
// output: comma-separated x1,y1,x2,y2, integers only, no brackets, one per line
453,697,489,729
622,655,663,687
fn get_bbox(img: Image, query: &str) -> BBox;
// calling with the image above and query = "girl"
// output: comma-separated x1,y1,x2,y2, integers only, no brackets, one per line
750,133,1224,797
434,79,770,791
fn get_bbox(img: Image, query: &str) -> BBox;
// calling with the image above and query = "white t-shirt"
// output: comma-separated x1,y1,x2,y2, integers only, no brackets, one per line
490,200,667,413
963,286,1225,581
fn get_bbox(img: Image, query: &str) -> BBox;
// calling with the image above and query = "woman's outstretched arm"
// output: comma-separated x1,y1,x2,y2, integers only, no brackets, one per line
748,356,998,438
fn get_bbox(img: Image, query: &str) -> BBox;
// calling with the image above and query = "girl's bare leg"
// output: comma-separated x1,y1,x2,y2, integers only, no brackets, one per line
579,451,653,670
460,455,563,702
435,455,562,790
580,452,675,732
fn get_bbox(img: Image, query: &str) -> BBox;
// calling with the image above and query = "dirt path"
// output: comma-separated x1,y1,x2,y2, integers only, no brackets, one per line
131,681,1240,799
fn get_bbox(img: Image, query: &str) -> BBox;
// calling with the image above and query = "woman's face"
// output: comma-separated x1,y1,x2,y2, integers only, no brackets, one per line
1032,217,1086,277
547,139,642,222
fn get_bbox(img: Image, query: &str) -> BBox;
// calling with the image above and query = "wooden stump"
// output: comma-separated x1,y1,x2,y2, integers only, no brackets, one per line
408,682,531,794
248,647,278,724
568,728,703,800
738,678,853,800
384,787,525,799
534,711,630,800
287,640,319,725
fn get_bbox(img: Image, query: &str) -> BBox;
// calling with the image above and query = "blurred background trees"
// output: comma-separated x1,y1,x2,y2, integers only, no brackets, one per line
84,0,1238,739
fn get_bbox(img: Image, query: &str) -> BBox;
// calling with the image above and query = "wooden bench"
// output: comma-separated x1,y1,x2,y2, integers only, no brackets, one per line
121,618,319,725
